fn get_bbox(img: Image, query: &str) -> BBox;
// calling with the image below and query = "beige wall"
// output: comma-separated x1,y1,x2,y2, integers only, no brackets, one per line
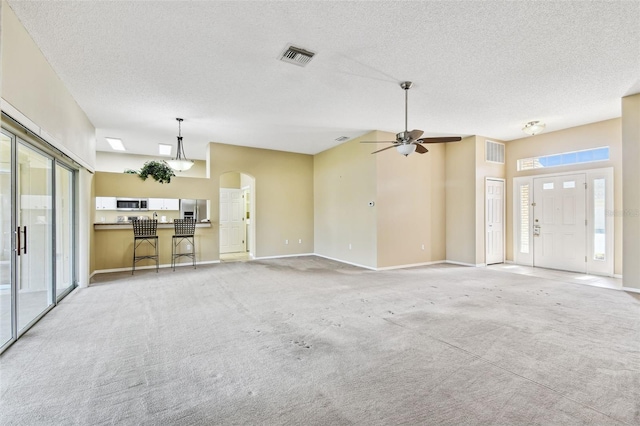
314,132,378,268
376,134,446,268
1,1,95,169
207,142,314,259
95,151,207,178
2,5,95,286
505,118,623,275
622,94,640,288
314,130,448,269
444,136,505,266
445,136,476,264
93,142,314,269
220,171,241,189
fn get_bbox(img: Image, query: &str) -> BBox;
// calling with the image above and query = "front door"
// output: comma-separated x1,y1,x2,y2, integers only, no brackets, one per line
533,174,586,273
486,179,504,265
219,188,245,254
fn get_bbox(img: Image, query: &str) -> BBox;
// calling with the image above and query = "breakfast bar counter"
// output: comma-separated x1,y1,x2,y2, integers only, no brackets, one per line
93,222,215,272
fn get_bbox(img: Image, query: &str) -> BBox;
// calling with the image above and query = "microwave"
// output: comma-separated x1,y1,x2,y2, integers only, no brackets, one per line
116,198,148,211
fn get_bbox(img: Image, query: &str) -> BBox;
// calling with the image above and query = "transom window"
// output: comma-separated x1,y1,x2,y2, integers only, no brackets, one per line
517,147,609,171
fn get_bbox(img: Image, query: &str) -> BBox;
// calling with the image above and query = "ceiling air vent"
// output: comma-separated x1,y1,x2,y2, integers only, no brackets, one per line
335,136,349,142
280,45,315,67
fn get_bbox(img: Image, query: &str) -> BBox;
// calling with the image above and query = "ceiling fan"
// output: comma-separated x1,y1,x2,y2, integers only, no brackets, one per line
362,81,461,156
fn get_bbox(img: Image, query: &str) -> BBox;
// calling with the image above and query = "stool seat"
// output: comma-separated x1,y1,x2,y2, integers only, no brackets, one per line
132,219,159,274
172,219,196,270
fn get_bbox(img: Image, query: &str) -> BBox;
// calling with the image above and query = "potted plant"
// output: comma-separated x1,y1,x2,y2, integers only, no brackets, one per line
137,160,175,184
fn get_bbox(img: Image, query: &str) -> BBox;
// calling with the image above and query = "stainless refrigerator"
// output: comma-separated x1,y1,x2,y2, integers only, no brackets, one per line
180,199,208,221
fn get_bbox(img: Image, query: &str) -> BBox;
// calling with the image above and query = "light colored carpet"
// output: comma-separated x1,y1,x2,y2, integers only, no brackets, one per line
1,256,639,425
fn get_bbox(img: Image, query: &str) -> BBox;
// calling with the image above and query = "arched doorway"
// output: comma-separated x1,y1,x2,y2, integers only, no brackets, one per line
219,172,255,262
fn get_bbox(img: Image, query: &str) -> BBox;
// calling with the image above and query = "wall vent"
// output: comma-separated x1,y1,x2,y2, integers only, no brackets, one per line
335,136,349,142
486,140,505,164
280,45,315,67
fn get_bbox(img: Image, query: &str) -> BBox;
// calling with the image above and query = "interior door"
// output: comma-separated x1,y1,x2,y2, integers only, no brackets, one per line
486,179,504,265
219,188,245,254
533,174,586,273
17,141,54,333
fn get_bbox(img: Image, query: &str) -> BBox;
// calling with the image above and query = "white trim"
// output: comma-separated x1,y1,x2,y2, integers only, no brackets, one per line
254,253,315,261
485,177,506,265
622,286,640,294
1,98,95,172
614,274,623,279
505,260,516,264
312,254,376,270
445,260,485,267
376,260,445,271
92,260,219,275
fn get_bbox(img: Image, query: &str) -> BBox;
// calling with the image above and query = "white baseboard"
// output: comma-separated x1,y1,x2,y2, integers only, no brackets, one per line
253,253,315,261
312,254,377,270
614,274,623,279
505,260,516,264
93,260,219,275
445,260,485,267
376,260,446,271
622,286,640,294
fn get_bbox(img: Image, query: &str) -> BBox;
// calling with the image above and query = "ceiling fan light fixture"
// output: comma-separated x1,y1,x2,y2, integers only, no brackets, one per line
522,120,546,136
396,143,416,156
165,118,194,172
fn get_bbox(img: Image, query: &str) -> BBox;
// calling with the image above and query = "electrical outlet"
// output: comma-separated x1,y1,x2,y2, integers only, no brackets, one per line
187,244,192,250
298,239,302,244
421,244,425,250
349,243,352,250
285,239,289,245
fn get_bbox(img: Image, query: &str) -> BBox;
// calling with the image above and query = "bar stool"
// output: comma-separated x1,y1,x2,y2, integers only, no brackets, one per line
171,218,196,271
132,219,159,274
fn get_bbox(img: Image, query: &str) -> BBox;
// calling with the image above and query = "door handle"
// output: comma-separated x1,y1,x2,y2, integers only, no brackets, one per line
23,226,27,254
16,227,20,256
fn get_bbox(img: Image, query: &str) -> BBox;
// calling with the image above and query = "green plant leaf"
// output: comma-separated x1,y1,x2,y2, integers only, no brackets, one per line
138,160,175,184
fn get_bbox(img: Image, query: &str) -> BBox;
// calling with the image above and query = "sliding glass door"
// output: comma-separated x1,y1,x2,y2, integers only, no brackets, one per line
0,125,76,354
56,164,74,299
17,141,54,332
0,132,14,350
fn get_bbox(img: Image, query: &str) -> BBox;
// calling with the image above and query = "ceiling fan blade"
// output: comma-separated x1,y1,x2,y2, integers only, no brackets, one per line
360,141,398,144
370,145,398,154
408,129,424,140
416,136,462,144
414,144,429,154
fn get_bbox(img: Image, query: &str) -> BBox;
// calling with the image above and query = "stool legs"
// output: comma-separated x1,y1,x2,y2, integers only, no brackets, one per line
132,236,159,274
172,235,196,271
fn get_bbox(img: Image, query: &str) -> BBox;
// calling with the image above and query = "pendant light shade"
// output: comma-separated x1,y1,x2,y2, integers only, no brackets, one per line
165,118,194,171
522,120,546,136
396,143,416,156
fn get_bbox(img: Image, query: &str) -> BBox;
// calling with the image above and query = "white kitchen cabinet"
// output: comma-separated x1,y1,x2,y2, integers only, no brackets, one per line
148,198,179,211
95,196,117,210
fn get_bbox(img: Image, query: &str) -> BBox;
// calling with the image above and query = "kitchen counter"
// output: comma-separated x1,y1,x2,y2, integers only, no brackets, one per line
92,222,216,272
94,222,212,230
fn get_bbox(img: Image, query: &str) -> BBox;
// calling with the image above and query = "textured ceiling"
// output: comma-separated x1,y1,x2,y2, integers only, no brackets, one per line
6,1,640,160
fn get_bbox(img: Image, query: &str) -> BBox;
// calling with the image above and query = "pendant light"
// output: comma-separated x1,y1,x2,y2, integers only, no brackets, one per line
165,118,194,171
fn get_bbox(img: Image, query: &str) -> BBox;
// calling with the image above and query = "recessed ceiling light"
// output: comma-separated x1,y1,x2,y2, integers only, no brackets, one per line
158,144,172,156
105,137,125,151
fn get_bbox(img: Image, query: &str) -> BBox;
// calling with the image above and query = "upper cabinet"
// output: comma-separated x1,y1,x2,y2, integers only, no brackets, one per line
95,196,117,210
148,198,179,211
